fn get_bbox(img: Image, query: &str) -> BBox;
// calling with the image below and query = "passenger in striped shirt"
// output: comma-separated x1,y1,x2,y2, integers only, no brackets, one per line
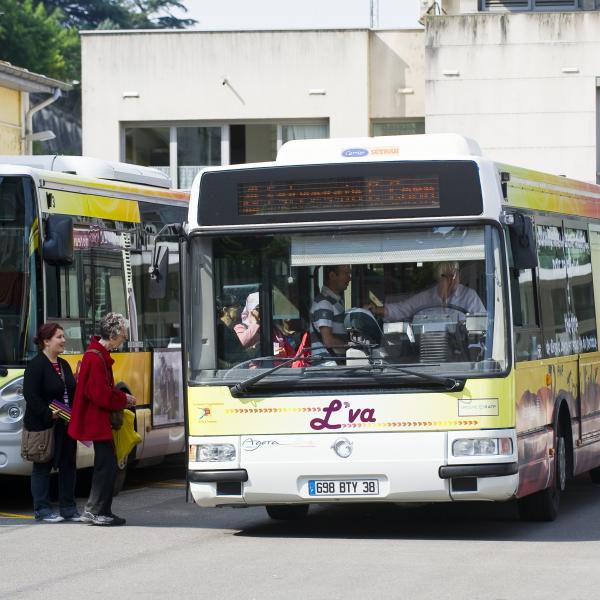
310,265,352,361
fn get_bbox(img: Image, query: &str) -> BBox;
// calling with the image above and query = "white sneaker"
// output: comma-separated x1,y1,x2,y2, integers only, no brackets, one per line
41,513,64,523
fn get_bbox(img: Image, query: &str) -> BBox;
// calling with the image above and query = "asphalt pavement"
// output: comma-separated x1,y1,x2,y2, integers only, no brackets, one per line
3,458,600,600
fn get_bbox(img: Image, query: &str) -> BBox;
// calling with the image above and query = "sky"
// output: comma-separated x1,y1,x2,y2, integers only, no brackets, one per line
177,0,422,30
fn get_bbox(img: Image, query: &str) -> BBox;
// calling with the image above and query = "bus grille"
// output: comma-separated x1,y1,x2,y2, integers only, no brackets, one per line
419,331,448,363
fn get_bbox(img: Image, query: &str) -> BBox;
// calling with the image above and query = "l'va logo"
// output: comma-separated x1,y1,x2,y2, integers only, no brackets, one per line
310,399,376,430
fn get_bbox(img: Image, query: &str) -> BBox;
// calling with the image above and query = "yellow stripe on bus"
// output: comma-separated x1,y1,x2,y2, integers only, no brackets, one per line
44,189,141,222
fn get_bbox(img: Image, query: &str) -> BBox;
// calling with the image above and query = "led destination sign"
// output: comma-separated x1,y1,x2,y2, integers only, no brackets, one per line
238,176,440,216
197,161,482,226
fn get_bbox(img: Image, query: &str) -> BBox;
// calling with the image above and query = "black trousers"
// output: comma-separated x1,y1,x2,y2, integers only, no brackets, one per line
85,440,117,516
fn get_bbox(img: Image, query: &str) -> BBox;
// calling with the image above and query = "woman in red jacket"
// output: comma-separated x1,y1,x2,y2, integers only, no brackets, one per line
68,313,136,526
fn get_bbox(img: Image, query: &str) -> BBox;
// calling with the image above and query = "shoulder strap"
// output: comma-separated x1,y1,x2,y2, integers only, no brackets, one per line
84,349,111,386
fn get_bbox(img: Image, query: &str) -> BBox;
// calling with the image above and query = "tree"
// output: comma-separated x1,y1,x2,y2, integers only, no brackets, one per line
40,0,195,30
0,1,195,80
0,0,79,80
0,0,195,155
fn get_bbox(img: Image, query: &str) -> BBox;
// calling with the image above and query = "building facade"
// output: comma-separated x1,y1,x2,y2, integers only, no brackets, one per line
81,28,424,187
0,61,71,155
426,2,600,183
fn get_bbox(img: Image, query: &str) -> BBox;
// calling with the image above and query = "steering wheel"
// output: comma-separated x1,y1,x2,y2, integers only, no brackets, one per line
410,303,468,321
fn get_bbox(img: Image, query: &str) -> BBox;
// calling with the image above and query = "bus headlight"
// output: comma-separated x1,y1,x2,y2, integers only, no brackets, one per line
452,437,513,457
0,376,25,430
189,443,236,462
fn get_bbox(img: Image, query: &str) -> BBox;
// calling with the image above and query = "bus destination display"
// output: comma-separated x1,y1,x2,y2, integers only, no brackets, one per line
238,176,440,216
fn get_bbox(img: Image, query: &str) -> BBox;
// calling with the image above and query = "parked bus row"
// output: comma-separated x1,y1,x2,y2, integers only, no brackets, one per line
0,156,187,479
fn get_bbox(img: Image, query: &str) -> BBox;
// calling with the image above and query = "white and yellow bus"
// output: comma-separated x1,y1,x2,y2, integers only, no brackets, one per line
0,155,188,478
181,134,600,521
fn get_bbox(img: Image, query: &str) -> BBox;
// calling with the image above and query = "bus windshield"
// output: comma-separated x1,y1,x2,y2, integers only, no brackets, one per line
189,224,508,385
0,176,38,367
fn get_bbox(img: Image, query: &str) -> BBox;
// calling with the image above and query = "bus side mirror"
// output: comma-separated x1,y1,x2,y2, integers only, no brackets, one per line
148,244,169,299
507,212,537,270
43,214,74,266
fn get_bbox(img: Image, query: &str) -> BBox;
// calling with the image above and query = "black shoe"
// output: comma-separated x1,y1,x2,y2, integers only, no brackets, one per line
107,513,126,526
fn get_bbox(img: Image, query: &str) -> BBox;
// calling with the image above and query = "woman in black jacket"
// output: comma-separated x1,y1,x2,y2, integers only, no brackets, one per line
23,323,79,523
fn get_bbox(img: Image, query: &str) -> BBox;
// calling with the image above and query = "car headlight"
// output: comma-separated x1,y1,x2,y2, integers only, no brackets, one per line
452,437,513,457
0,376,25,429
189,443,236,462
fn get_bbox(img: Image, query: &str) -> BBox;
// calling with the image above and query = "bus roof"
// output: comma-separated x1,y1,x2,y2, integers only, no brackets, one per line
276,133,483,164
0,155,171,189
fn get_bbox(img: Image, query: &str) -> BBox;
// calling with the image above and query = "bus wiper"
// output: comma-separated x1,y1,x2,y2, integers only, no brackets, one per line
349,360,463,391
0,365,7,377
230,355,302,397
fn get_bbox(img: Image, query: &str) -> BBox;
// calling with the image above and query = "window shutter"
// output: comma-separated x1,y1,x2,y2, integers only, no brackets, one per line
483,0,530,9
533,0,577,7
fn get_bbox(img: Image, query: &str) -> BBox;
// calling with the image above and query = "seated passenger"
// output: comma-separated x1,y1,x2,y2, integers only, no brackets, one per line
310,265,351,361
216,294,249,368
371,261,485,322
273,319,302,359
235,292,260,350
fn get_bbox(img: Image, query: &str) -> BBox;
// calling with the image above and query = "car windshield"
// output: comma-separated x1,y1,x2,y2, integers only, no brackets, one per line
0,176,39,367
188,224,508,386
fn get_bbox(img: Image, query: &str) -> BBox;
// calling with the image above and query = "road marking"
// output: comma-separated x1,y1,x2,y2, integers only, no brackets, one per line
0,512,34,520
152,482,186,488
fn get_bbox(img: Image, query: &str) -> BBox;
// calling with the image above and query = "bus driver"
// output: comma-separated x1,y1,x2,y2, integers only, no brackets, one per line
370,261,485,322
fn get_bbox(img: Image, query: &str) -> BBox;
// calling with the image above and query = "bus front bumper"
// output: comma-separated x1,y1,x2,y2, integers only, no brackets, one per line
188,430,519,508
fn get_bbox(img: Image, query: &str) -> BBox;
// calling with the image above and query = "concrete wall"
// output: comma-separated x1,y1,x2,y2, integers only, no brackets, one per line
425,12,600,182
81,28,426,161
82,30,373,160
0,86,22,154
369,30,424,120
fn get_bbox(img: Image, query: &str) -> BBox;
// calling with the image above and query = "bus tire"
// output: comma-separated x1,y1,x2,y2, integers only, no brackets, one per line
517,429,567,522
589,466,600,484
75,467,93,497
265,504,309,521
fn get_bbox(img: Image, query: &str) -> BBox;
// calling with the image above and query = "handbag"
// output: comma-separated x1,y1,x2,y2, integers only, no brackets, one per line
84,349,124,430
109,409,124,431
113,409,142,468
291,331,311,368
21,424,55,463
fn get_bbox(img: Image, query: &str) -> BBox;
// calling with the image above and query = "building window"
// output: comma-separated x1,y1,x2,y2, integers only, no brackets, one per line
177,127,221,189
125,127,169,170
125,125,221,188
371,120,425,137
281,123,329,144
124,121,329,187
481,0,579,11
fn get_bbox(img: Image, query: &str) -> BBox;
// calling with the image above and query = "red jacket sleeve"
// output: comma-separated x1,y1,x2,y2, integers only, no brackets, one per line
83,354,127,411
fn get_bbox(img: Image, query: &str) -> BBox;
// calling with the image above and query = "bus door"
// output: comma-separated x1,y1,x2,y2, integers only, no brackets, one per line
579,225,600,442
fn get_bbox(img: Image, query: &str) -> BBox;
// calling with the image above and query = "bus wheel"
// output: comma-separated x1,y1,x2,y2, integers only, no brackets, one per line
517,431,567,522
589,466,600,484
75,467,93,497
266,505,309,520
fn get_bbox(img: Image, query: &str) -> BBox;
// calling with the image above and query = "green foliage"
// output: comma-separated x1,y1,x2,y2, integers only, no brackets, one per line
0,0,79,80
40,0,195,30
0,0,195,80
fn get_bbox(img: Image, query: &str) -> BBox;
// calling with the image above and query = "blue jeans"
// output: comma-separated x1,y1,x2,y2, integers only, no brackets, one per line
31,424,77,518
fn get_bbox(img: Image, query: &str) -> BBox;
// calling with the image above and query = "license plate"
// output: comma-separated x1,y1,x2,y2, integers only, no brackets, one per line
308,479,379,496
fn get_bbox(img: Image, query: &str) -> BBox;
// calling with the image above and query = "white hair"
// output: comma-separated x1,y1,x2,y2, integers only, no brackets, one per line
98,312,129,340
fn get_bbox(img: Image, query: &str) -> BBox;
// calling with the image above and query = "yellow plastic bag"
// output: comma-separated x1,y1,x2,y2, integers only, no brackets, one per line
112,409,142,468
